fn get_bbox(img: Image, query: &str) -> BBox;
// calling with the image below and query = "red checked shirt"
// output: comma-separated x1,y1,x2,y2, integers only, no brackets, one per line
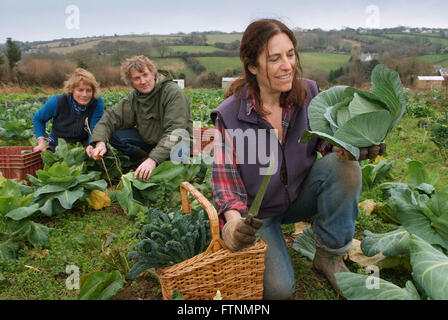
211,94,332,229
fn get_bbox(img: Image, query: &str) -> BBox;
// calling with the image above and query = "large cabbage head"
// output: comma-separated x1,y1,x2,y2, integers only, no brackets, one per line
300,64,406,160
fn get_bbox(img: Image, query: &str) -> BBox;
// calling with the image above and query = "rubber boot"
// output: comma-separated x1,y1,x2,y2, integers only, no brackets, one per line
312,247,349,297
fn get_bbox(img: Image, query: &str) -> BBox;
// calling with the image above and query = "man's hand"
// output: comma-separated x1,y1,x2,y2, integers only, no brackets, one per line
86,141,107,160
33,138,47,152
221,212,264,251
134,157,157,180
332,143,386,161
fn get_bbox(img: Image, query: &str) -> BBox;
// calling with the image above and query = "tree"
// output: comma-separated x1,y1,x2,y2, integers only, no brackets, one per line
6,37,22,80
0,53,5,79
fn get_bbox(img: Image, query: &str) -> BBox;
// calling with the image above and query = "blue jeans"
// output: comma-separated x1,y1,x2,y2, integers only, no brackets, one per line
257,152,362,299
109,128,155,157
109,128,190,163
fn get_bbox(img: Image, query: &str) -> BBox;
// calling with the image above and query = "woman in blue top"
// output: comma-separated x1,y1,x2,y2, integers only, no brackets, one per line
33,68,104,152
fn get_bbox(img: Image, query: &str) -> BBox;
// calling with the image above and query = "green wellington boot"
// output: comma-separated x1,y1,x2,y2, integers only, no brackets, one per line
312,247,349,297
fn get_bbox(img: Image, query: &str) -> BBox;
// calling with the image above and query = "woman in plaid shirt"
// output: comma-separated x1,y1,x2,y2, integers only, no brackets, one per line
210,19,384,299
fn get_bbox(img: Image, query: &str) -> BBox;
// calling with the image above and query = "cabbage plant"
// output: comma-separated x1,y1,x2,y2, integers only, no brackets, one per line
300,64,406,160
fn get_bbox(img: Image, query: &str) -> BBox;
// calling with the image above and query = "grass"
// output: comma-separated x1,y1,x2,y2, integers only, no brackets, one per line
149,46,224,58
205,34,242,45
152,58,195,77
300,52,351,73
194,52,350,75
0,205,136,300
418,54,448,63
168,45,224,54
42,34,235,54
385,116,448,189
388,34,448,46
196,56,242,74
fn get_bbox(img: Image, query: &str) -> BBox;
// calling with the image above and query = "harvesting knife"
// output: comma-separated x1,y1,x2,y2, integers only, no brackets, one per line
245,154,275,226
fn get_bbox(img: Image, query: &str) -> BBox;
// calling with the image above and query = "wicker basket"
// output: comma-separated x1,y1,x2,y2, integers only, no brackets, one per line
154,181,267,300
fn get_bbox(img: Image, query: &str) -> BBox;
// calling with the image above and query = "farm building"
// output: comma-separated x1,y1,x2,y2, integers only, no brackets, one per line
222,77,237,89
359,53,378,62
173,79,185,89
416,76,445,90
439,68,448,78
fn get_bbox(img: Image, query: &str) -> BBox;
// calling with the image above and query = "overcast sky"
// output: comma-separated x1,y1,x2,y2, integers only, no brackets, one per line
1,0,447,43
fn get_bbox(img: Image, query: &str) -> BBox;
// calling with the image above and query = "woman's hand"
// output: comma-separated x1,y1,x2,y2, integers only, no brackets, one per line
86,142,107,160
33,138,47,152
134,157,157,180
221,210,264,251
332,143,386,161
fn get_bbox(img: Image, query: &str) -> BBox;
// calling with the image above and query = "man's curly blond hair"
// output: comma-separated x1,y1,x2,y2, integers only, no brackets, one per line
120,55,158,86
63,68,100,99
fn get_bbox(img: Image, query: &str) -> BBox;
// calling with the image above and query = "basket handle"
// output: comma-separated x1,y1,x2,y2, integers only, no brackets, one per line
180,181,227,253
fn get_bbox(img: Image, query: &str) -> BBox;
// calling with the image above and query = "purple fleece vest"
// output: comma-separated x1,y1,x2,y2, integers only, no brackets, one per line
211,79,320,219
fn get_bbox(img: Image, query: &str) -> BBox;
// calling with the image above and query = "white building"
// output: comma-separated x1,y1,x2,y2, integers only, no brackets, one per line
222,77,237,89
416,76,445,90
173,79,185,89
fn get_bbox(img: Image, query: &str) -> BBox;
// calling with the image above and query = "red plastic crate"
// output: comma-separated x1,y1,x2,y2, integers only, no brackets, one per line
192,127,215,155
0,146,44,181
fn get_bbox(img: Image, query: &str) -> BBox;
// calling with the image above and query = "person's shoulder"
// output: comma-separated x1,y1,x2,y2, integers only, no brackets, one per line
44,94,61,106
161,79,182,93
220,93,244,110
299,78,318,90
299,78,319,99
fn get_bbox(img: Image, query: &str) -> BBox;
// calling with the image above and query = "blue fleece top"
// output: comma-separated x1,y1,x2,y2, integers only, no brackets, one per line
33,94,104,144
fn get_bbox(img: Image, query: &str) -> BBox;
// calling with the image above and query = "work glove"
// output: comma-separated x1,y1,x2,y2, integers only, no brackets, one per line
333,143,386,161
221,216,264,252
359,143,387,161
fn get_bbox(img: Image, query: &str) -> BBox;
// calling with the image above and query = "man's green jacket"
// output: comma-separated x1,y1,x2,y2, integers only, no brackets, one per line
91,72,193,163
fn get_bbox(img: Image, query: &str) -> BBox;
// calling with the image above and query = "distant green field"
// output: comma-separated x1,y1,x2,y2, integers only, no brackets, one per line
196,57,242,74
355,34,395,44
149,45,224,58
195,52,350,75
388,34,448,46
152,58,194,77
418,54,448,63
300,52,351,73
168,45,224,54
205,34,242,44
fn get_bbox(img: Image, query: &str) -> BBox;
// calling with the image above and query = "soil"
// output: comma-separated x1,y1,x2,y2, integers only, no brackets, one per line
111,271,163,300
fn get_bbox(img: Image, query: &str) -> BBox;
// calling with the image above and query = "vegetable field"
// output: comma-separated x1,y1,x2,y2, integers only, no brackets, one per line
0,87,447,300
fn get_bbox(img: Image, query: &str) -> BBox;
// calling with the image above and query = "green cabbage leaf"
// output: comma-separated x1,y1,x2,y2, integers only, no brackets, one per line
300,64,406,160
